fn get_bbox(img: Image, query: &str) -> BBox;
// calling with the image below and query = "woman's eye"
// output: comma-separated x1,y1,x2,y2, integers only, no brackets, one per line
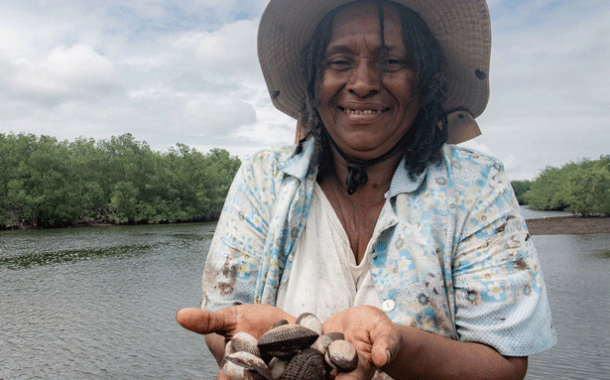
327,59,351,69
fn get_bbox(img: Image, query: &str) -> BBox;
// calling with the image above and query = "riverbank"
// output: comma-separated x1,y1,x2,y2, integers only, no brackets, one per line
526,216,610,235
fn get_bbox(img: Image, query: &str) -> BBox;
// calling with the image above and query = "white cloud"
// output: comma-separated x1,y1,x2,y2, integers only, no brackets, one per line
0,0,607,173
0,44,121,105
182,95,257,135
41,45,115,86
192,19,260,77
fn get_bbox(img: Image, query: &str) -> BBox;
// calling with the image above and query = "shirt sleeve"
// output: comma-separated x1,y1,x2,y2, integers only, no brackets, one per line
452,160,556,356
200,156,271,311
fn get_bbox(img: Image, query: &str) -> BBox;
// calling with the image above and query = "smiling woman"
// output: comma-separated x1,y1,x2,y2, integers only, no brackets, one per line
316,3,421,157
176,1,557,379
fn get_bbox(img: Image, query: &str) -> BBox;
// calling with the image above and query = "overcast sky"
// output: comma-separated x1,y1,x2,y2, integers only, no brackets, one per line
1,0,608,180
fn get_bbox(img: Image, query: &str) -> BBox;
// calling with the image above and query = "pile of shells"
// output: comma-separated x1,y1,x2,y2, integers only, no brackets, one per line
221,313,359,380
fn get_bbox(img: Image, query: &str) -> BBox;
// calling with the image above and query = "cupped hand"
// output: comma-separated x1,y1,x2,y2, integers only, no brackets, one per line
175,304,297,340
177,305,296,380
323,306,401,380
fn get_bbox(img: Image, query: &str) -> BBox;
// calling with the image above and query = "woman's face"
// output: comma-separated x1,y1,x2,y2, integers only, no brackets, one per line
317,2,420,160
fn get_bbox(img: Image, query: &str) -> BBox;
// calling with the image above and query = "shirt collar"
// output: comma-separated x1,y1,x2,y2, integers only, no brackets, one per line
386,155,428,198
278,138,428,195
277,139,315,181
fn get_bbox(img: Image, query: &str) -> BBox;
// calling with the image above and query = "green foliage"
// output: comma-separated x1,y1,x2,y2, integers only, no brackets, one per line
563,157,610,216
520,155,610,216
509,180,531,205
0,133,241,228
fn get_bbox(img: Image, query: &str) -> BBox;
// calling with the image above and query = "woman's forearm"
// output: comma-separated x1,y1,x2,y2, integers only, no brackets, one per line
384,325,527,380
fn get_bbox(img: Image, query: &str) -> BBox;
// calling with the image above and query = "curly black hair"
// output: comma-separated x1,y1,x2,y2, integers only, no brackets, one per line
298,0,448,182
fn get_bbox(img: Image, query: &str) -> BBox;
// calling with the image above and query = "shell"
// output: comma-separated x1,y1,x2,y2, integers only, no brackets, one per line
271,319,289,329
310,335,333,355
324,332,345,341
279,348,328,380
222,352,270,380
311,332,346,355
258,324,319,358
232,332,261,358
268,357,289,380
325,340,358,372
224,340,236,357
295,312,323,335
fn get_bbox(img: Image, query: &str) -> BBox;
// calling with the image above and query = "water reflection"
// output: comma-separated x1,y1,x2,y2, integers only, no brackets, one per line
1,224,609,379
0,244,153,269
526,233,610,380
520,206,572,220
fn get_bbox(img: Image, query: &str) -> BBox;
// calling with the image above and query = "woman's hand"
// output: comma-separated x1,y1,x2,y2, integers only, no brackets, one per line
176,304,297,340
322,306,401,380
323,306,528,380
176,304,297,380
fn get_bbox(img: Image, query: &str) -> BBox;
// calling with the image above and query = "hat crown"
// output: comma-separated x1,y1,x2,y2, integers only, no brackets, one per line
258,0,491,144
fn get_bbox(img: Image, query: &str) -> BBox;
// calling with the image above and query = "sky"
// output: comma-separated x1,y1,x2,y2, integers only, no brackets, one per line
0,0,608,180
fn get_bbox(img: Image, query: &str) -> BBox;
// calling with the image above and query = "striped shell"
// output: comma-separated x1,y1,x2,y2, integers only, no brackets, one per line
232,332,261,358
258,324,319,358
222,352,271,380
279,348,328,380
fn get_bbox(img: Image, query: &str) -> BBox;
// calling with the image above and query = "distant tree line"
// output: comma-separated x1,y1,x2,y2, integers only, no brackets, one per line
0,133,241,229
511,155,610,217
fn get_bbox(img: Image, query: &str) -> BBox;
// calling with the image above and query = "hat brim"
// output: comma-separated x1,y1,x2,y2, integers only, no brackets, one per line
258,0,491,144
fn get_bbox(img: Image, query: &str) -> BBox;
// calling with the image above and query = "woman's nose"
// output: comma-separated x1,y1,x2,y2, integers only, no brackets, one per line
346,59,381,97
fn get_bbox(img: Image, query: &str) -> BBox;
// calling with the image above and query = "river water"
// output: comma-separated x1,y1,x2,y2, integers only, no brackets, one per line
1,216,609,379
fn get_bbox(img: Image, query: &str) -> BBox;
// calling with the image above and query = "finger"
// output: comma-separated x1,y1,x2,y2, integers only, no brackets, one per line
370,334,398,369
175,307,233,335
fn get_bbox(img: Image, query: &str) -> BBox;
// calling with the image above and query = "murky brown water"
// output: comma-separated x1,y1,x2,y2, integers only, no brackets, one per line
1,218,609,379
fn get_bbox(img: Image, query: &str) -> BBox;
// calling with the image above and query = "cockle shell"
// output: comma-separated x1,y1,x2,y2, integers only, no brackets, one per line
310,335,332,355
222,351,271,380
311,332,345,355
225,314,359,380
232,332,261,358
325,340,358,372
279,348,327,380
324,332,344,341
258,324,319,358
271,319,289,329
268,357,289,380
225,340,236,357
295,312,323,335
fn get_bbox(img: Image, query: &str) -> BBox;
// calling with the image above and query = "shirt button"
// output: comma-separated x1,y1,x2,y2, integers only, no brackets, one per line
381,299,396,313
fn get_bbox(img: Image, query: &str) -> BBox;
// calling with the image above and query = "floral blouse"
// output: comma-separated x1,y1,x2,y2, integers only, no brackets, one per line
201,140,556,356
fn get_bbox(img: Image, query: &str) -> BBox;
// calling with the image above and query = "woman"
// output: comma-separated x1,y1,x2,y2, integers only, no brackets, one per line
177,0,556,379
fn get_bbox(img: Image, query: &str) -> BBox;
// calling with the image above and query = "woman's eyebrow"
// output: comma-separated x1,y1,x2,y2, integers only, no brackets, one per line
325,45,355,56
326,43,404,56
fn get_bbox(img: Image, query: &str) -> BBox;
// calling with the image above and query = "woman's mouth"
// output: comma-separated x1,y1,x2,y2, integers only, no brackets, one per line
339,107,389,115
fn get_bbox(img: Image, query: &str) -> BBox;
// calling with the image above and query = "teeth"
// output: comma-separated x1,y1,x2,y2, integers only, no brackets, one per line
343,109,380,115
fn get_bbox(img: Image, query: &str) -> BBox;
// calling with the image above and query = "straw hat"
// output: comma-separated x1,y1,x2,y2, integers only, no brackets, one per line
257,0,491,144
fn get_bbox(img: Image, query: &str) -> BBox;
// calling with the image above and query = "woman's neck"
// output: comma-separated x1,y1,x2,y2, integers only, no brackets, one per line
325,147,404,202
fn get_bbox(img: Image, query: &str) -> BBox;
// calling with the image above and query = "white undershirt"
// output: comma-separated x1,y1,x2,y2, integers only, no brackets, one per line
276,182,382,322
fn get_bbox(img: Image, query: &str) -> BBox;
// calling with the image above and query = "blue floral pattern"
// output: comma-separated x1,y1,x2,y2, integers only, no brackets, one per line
201,140,556,356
